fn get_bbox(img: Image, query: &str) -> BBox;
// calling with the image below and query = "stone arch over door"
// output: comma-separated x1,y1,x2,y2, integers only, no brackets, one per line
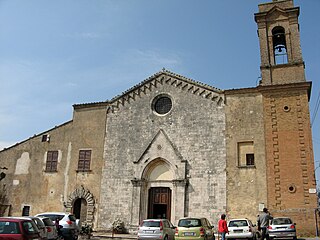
140,158,175,221
65,185,95,226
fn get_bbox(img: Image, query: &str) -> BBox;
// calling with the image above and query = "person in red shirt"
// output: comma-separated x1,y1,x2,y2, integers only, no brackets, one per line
218,214,229,240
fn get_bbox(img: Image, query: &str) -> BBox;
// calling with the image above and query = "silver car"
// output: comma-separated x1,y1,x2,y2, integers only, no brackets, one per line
137,219,176,240
26,216,48,240
35,212,79,240
37,216,59,240
268,217,297,240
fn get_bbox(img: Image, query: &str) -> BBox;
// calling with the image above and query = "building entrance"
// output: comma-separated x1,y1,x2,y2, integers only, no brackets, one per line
148,187,171,220
73,198,87,223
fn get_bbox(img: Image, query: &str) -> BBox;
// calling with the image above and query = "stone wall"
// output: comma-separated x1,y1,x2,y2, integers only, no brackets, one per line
225,89,267,222
98,73,227,230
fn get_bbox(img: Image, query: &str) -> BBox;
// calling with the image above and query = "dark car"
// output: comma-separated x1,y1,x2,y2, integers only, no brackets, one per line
268,217,297,240
35,212,78,240
0,217,41,240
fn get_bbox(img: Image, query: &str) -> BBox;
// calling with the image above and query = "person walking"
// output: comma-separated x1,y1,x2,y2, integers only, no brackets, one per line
218,214,229,240
257,208,273,240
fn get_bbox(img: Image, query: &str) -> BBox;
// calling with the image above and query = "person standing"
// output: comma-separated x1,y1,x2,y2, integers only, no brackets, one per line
218,214,229,240
257,208,273,240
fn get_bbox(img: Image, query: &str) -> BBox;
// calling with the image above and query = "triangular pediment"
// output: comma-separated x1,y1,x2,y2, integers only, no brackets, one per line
106,69,224,113
134,129,184,165
266,6,289,21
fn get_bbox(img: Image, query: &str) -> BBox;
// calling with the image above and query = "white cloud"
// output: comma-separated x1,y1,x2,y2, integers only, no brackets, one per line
129,49,182,66
63,32,103,39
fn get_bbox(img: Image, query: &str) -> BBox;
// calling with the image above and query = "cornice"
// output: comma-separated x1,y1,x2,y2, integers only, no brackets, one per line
106,69,224,114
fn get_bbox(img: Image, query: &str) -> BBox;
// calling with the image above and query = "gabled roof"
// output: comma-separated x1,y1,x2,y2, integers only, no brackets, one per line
73,69,224,112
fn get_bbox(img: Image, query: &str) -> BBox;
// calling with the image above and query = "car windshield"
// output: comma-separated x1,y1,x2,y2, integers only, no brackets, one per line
68,215,76,221
178,219,201,227
0,221,21,234
23,221,39,234
41,218,55,226
38,214,63,222
271,218,292,225
142,221,160,227
228,220,248,227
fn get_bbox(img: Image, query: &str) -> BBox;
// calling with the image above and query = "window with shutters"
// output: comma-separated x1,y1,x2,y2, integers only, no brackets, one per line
45,151,58,172
78,150,91,171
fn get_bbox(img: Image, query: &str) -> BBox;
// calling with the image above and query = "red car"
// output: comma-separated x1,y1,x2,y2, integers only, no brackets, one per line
0,217,41,240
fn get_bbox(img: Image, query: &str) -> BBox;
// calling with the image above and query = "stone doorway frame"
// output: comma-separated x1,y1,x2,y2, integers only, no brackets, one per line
65,185,95,226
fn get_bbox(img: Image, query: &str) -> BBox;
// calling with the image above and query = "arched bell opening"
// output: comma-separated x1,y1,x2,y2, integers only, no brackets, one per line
272,26,288,65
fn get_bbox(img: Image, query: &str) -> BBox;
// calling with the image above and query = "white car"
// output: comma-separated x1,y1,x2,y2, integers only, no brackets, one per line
226,218,258,240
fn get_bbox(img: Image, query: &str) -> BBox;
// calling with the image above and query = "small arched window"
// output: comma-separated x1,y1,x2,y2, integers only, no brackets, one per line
272,26,288,65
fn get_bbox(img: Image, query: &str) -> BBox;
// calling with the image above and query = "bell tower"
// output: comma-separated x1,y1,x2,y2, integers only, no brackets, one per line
254,0,306,85
253,0,317,236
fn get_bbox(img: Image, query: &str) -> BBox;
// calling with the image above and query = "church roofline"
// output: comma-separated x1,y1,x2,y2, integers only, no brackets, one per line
0,120,73,152
73,69,224,111
109,69,223,103
225,82,311,101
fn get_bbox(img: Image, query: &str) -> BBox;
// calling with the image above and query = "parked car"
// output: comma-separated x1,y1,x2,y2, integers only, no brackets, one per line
0,217,42,239
35,212,78,240
175,217,215,240
20,217,48,240
226,218,258,240
37,216,59,240
137,219,176,240
268,217,297,240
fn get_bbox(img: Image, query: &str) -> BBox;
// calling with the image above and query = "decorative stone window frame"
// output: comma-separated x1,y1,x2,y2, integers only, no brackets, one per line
151,94,173,116
237,141,255,168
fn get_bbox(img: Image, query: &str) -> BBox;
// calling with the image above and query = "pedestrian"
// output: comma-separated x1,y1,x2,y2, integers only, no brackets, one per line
218,214,229,240
257,208,273,240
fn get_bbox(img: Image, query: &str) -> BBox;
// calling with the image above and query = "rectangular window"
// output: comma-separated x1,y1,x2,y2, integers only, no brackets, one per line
78,150,91,171
46,151,58,172
22,205,30,216
246,153,255,166
238,142,255,167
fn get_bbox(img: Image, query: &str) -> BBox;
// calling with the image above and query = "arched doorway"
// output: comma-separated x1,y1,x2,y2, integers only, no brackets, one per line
65,186,95,226
73,198,87,223
142,159,174,221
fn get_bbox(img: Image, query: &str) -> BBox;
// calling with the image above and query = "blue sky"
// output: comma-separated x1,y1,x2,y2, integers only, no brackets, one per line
0,0,319,182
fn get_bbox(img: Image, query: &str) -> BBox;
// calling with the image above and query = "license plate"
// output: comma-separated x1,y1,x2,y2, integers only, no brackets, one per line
144,230,154,233
184,232,195,236
234,230,243,233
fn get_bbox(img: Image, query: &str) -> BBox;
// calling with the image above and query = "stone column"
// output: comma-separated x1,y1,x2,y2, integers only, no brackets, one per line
130,179,145,233
172,179,188,223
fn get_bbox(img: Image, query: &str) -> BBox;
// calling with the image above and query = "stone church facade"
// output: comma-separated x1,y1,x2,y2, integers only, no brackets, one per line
0,0,318,236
